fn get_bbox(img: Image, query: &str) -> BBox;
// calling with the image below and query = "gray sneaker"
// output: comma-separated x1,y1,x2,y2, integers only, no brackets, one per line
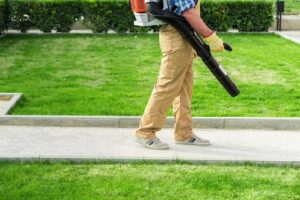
175,134,211,146
136,136,170,150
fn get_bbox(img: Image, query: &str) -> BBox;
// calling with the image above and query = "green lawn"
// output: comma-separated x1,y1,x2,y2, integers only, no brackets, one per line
0,162,299,200
0,33,299,116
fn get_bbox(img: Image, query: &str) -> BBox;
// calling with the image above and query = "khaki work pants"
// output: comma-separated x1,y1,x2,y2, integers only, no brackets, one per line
136,24,197,141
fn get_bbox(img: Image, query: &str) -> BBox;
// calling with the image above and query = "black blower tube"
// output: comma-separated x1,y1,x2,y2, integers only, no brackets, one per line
147,2,240,97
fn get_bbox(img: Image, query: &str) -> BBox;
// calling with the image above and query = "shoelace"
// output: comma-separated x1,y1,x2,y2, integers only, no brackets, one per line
152,138,161,143
145,137,161,146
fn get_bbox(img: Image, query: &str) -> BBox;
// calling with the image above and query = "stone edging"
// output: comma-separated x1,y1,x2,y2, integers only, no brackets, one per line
275,31,300,45
0,155,299,166
0,115,299,130
0,93,23,115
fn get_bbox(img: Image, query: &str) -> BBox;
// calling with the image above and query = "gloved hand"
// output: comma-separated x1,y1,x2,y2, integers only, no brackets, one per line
203,32,224,52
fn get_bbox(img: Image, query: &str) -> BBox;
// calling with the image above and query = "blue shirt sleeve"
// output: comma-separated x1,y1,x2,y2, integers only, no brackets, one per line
170,0,196,15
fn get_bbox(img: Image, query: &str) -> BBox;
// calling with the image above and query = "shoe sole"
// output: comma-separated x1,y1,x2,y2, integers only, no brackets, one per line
175,141,211,146
135,139,170,150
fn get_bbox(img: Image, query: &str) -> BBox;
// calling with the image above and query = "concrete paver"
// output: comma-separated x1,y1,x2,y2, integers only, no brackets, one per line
0,101,6,113
270,15,300,31
276,31,300,44
0,126,299,164
1,116,300,130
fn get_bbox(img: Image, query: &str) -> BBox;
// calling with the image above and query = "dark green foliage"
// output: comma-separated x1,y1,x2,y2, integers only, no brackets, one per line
201,1,274,32
31,2,56,32
0,1,4,33
82,0,152,33
200,1,230,31
2,0,274,33
226,1,274,32
82,1,113,33
53,1,81,32
3,0,10,30
7,0,34,33
6,0,81,33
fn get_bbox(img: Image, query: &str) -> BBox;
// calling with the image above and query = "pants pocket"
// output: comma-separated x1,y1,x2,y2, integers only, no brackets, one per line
193,50,197,59
159,29,189,55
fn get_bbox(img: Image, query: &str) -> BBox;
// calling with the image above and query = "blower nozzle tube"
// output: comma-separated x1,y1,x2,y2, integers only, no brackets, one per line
146,2,240,97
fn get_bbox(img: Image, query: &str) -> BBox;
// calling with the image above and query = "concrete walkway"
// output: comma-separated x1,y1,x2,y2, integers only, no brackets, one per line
276,31,300,44
270,15,300,31
0,126,299,164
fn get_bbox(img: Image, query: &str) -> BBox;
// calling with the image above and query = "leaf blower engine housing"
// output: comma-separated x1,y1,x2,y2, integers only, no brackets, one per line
130,0,166,26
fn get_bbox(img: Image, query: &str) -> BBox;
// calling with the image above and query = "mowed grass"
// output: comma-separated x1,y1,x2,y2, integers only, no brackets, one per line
0,33,299,116
0,162,299,200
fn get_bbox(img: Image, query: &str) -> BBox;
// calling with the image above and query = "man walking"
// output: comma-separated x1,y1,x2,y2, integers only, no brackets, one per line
135,0,225,149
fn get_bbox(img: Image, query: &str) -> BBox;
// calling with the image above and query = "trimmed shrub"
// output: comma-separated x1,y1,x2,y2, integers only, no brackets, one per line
0,1,4,33
6,0,81,33
31,2,56,32
53,1,81,32
82,1,114,33
7,0,34,33
3,0,274,33
201,1,273,32
226,1,274,32
200,1,230,32
31,1,81,32
82,0,152,33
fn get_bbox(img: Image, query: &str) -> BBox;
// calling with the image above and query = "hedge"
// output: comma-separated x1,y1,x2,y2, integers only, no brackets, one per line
82,1,152,33
0,1,4,33
2,0,274,33
226,1,274,32
201,1,274,32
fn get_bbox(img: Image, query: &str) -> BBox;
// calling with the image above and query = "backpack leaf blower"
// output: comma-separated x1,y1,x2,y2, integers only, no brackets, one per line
130,0,240,97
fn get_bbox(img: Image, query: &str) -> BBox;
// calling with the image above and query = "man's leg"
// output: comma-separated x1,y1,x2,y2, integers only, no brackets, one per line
136,25,194,139
172,50,211,145
172,51,195,141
